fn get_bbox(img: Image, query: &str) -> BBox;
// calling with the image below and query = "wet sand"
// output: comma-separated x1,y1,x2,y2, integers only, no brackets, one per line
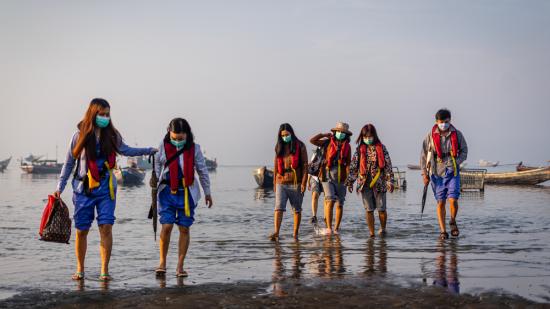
1,277,548,309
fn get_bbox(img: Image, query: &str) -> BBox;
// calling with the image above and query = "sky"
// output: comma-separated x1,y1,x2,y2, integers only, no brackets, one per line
1,0,549,166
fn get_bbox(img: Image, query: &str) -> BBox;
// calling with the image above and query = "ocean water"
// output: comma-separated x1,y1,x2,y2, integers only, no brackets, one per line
0,165,549,302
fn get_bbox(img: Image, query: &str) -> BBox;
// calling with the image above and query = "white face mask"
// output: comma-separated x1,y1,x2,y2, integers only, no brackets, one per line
438,122,450,131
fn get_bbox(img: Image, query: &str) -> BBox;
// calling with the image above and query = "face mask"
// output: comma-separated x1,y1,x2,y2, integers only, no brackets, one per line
363,137,374,145
282,135,292,143
438,122,450,131
95,115,110,128
335,132,346,141
170,138,186,149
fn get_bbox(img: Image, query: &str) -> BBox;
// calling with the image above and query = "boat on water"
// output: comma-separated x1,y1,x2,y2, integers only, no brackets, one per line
20,158,63,174
0,157,11,172
114,166,145,186
253,166,274,188
479,159,499,167
515,161,547,172
407,164,421,170
462,167,550,186
206,157,217,171
136,156,152,170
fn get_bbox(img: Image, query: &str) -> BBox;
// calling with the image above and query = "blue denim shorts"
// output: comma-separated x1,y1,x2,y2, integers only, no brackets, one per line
275,184,303,213
431,168,461,201
158,186,196,227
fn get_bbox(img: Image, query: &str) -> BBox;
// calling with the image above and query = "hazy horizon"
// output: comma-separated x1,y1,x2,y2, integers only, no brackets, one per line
1,1,549,167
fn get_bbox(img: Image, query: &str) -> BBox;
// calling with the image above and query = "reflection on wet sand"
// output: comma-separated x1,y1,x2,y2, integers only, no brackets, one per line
430,239,460,294
271,241,302,297
364,238,387,275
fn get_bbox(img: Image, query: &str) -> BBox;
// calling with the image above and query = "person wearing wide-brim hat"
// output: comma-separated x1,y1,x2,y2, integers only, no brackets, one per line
310,122,353,235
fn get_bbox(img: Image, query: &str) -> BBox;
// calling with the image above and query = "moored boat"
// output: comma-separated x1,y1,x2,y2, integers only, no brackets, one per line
119,167,146,186
253,166,274,188
516,162,540,172
462,167,550,186
479,160,499,167
20,159,63,174
206,157,217,171
0,157,11,172
407,164,421,170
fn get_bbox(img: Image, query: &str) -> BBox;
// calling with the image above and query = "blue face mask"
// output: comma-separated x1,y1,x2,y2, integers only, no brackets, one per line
335,131,346,141
438,122,450,131
282,134,292,143
170,139,186,149
363,137,374,145
95,115,110,128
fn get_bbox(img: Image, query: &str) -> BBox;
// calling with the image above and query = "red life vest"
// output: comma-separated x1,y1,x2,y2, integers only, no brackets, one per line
87,152,116,185
359,143,385,176
276,141,301,174
431,124,459,159
164,142,195,193
326,137,350,168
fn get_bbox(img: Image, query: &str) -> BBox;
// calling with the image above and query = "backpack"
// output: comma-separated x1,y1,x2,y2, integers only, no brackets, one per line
39,195,72,244
307,146,326,176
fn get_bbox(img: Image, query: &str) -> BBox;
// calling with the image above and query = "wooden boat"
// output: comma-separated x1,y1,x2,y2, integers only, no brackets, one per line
479,160,499,167
119,167,146,186
407,164,421,170
20,159,63,174
463,167,550,186
516,162,539,172
136,156,152,170
206,157,217,171
253,166,274,188
0,157,11,172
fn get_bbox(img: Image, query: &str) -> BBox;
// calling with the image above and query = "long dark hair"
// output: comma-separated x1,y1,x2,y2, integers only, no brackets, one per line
72,98,120,159
355,124,381,145
275,123,299,157
164,118,195,150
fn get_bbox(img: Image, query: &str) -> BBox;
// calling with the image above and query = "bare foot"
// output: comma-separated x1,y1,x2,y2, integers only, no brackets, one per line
269,233,279,241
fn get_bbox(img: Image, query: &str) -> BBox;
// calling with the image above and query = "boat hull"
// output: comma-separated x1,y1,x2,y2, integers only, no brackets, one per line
463,167,550,186
254,166,274,188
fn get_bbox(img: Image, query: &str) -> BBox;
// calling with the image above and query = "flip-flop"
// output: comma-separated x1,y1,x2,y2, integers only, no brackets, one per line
378,229,387,237
99,274,112,282
176,271,188,278
155,268,166,275
449,220,460,237
72,272,85,281
439,232,449,240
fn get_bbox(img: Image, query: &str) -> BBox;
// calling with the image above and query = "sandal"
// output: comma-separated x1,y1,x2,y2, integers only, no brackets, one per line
269,233,279,242
99,274,112,282
176,270,188,278
155,268,166,275
439,232,449,240
72,272,85,281
378,229,386,237
449,220,460,237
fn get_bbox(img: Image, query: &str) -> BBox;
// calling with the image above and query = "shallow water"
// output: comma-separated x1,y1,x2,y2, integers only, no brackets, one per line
0,166,549,302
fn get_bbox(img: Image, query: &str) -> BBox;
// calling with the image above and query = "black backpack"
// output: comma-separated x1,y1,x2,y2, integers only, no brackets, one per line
308,146,326,176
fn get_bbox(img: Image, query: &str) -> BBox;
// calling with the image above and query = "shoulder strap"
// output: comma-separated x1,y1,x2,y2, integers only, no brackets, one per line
164,148,185,168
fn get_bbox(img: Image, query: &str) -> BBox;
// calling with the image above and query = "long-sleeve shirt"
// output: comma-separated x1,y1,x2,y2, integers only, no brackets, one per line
346,144,394,193
154,142,211,204
420,127,468,177
273,140,308,187
56,130,155,194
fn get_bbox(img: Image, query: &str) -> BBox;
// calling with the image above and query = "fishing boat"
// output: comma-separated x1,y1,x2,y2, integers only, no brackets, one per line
0,157,11,172
119,167,146,186
515,162,541,172
253,166,274,188
20,158,63,174
407,164,421,170
462,167,550,186
206,157,217,171
479,160,499,167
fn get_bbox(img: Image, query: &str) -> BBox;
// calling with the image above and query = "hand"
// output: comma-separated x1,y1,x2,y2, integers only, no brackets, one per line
53,191,61,199
422,174,430,186
307,183,312,191
300,184,306,194
205,195,213,208
388,183,395,193
324,132,333,138
348,185,353,193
